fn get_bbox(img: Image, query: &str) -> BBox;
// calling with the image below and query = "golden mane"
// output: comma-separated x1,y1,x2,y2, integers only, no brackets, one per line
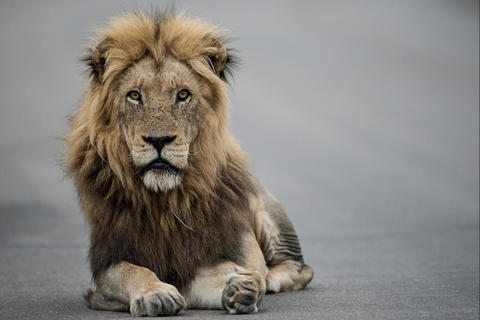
64,11,256,289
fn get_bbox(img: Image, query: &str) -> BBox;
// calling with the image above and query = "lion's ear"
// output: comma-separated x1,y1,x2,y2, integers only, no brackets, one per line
206,39,237,83
84,38,114,81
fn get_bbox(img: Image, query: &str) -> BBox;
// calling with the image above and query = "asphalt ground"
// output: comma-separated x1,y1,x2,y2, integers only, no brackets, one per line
0,1,478,319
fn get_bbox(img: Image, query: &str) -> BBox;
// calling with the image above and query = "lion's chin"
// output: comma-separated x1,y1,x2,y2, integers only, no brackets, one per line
142,170,181,193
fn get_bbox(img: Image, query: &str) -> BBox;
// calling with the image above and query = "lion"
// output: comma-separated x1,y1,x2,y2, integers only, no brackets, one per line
64,11,313,316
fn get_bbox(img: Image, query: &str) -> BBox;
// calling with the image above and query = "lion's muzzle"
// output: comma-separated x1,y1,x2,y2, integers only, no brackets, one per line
140,135,189,170
133,135,189,192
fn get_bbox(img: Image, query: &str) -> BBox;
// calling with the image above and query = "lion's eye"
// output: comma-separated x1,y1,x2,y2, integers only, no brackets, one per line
177,89,190,101
126,90,141,104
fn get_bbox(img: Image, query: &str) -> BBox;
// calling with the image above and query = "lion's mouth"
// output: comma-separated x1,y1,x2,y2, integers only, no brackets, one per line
142,159,182,175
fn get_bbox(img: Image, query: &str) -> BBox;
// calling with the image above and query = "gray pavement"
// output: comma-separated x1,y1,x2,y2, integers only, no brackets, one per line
0,1,478,319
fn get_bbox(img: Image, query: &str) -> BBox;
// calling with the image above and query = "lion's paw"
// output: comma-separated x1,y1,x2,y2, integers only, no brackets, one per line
221,268,266,314
129,282,186,317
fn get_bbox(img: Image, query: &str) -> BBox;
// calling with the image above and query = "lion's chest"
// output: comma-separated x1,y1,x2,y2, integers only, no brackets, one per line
125,211,248,290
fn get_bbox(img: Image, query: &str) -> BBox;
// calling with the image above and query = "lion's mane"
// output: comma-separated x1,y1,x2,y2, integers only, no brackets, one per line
64,11,256,290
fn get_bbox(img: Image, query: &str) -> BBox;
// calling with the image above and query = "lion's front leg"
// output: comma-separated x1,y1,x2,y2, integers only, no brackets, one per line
86,261,186,317
184,232,267,314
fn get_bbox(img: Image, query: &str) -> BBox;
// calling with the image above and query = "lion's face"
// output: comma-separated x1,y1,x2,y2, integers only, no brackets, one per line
68,14,234,193
117,55,203,192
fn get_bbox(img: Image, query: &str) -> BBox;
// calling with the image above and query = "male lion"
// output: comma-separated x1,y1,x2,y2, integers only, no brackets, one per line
65,11,313,316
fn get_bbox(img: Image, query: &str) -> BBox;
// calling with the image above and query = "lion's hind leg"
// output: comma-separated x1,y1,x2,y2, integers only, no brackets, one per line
267,261,314,293
263,230,314,293
253,186,314,293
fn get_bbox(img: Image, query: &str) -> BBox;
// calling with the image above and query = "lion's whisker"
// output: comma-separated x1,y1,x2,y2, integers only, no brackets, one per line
173,211,194,231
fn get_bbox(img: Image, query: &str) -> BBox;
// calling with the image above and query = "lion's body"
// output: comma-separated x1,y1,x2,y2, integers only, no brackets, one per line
65,11,312,316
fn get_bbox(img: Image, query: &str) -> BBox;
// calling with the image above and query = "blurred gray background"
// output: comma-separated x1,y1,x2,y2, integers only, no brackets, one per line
0,0,478,319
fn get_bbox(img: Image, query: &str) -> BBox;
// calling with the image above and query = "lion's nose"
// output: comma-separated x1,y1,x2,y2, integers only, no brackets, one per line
142,135,177,152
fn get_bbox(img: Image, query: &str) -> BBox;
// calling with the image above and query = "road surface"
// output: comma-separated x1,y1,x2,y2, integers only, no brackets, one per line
0,1,478,319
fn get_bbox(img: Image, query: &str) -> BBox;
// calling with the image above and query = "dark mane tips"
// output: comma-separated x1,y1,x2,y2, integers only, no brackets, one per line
219,48,239,85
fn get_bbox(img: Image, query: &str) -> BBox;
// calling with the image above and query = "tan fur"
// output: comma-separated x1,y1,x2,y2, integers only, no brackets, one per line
65,11,312,316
